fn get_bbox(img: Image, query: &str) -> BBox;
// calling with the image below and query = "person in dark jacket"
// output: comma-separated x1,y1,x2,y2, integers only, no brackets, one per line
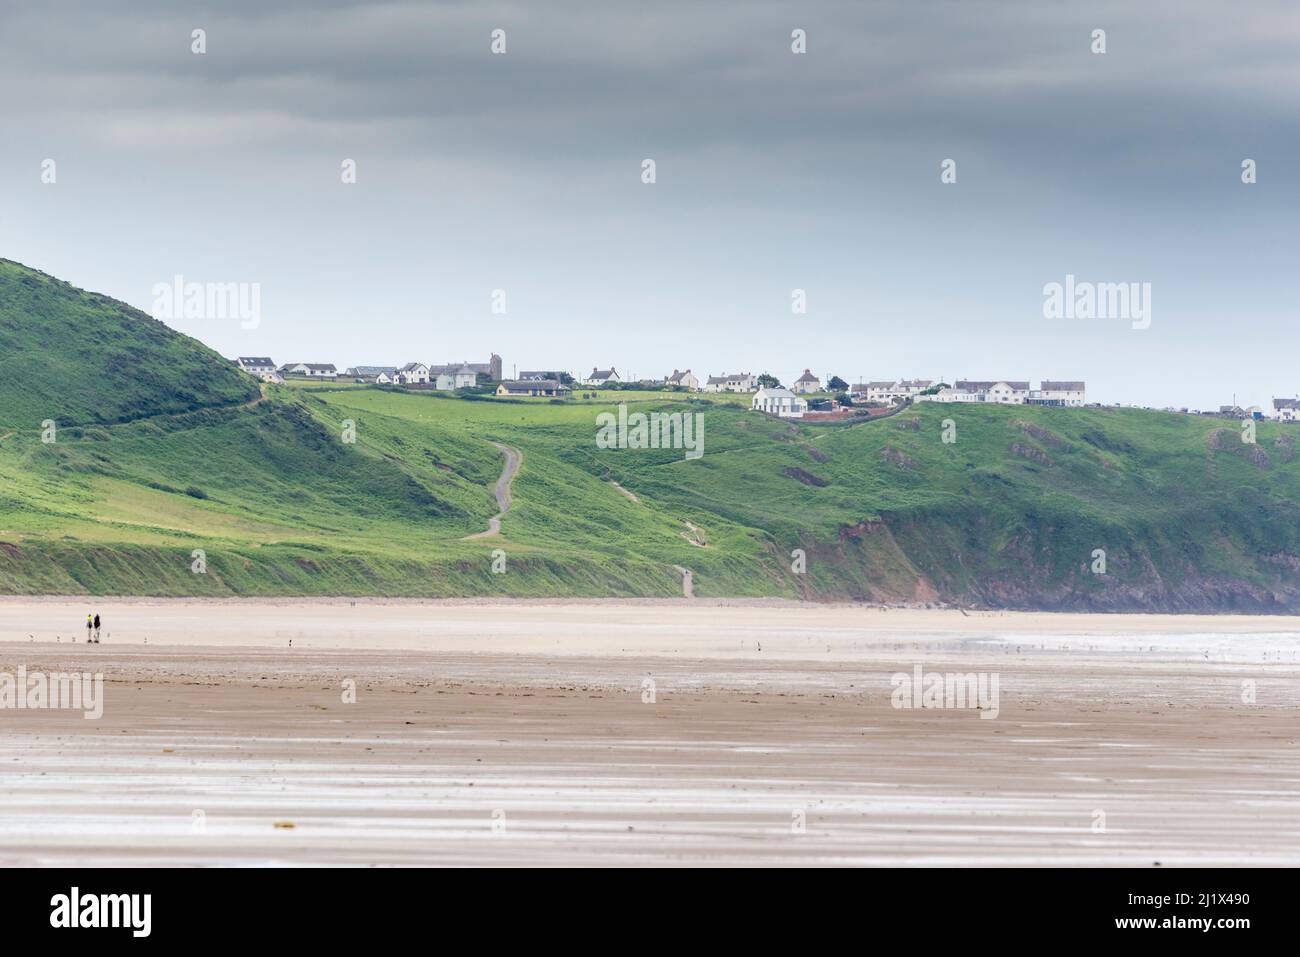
92,613,101,643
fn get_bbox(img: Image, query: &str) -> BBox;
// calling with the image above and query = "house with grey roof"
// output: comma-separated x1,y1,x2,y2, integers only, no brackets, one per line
496,379,570,397
396,362,430,385
665,369,699,390
918,380,1082,406
278,362,337,379
858,380,932,404
752,386,807,418
792,369,822,394
345,365,398,383
863,381,898,403
428,353,502,382
955,380,1031,403
704,372,756,393
1028,381,1086,406
236,356,276,376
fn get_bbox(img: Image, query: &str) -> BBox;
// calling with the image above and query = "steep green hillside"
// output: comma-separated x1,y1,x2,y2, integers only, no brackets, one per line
0,259,257,428
587,401,1300,610
3,260,1300,609
300,387,1300,610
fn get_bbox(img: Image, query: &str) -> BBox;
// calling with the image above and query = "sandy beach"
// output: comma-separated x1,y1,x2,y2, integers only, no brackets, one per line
2,600,1298,866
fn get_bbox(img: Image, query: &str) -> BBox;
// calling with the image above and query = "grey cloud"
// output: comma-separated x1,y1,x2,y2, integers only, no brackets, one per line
1,1,1296,408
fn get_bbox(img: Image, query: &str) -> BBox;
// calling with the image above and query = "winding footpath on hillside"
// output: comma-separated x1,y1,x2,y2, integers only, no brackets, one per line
464,441,522,539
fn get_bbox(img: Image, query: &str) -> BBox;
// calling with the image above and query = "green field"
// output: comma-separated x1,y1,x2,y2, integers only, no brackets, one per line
3,259,1300,608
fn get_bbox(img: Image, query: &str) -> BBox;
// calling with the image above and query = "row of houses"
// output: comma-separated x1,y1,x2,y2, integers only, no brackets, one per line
849,379,934,403
249,360,877,398
915,381,1087,407
694,370,825,393
352,362,486,389
495,379,569,397
585,368,830,394
228,355,1300,426
234,355,503,388
239,357,1097,413
1120,400,1300,422
749,380,1089,420
585,369,1083,403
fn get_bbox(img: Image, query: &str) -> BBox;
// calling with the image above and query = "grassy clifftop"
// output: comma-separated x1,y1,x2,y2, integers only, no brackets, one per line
0,260,257,428
3,260,1300,609
586,398,1300,610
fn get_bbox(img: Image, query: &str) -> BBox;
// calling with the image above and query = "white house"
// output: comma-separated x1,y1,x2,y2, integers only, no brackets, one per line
432,372,456,390
919,380,1048,405
916,384,984,404
279,362,337,379
665,369,699,390
585,368,621,386
895,378,933,399
864,381,898,404
1028,381,1086,407
396,362,430,385
452,364,479,388
1274,397,1299,422
792,369,821,394
704,373,757,393
428,355,502,382
863,379,935,404
990,380,1030,403
236,356,276,376
957,380,1030,404
751,386,807,418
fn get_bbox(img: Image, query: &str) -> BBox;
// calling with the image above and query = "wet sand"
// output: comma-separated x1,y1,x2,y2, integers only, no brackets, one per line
1,601,1298,865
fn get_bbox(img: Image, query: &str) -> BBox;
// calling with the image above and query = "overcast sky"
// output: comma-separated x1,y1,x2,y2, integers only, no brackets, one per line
2,1,1297,408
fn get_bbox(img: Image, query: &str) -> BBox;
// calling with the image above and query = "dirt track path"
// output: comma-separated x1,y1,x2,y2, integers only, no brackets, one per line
464,441,522,539
672,565,694,597
0,385,266,440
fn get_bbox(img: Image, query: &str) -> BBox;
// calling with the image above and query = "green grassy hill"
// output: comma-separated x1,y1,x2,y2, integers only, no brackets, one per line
0,259,257,428
3,259,1300,609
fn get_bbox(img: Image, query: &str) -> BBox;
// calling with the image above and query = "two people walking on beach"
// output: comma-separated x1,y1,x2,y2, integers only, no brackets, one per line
84,612,101,643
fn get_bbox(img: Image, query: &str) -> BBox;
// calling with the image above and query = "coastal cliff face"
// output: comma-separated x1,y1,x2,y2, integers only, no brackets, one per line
858,512,1300,613
4,258,1300,610
793,472,1300,612
733,409,1300,613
